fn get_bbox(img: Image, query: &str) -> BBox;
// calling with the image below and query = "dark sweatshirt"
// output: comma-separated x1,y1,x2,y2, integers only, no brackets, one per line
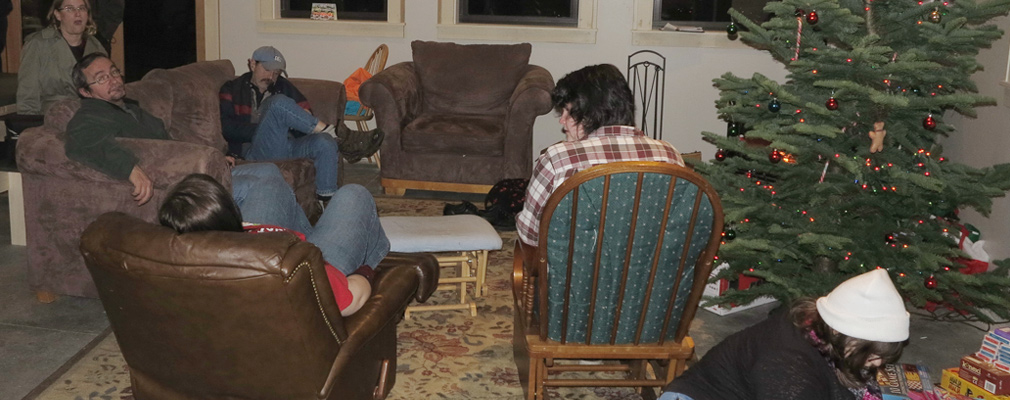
664,311,855,400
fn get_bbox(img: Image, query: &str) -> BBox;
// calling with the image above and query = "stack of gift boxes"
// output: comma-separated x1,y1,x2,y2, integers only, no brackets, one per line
937,328,1010,399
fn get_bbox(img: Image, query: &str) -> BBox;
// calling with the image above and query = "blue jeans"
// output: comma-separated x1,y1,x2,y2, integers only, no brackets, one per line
231,163,389,275
243,94,339,197
658,392,695,400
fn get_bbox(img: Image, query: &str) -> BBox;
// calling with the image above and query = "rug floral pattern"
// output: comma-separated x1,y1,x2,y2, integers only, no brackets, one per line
35,197,646,400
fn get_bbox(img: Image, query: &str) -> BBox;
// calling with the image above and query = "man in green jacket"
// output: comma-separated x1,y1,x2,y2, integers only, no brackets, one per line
65,53,166,204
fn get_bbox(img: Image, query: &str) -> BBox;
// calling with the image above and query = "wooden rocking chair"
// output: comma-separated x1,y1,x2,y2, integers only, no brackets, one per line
345,44,389,165
512,161,724,399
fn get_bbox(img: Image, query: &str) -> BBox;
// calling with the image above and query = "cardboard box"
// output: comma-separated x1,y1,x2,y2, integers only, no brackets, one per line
942,368,1010,400
877,364,937,400
960,355,1010,395
701,262,778,316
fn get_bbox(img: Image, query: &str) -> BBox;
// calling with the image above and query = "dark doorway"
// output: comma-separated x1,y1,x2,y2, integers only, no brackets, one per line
123,0,195,82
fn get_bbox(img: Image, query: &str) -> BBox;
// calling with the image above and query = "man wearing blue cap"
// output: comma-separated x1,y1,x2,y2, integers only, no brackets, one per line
219,46,383,205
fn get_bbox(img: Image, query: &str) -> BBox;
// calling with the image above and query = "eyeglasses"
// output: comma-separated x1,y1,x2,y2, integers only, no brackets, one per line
58,5,88,13
87,68,122,86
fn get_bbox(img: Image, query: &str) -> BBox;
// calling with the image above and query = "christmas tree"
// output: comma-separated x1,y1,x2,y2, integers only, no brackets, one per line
695,0,1010,322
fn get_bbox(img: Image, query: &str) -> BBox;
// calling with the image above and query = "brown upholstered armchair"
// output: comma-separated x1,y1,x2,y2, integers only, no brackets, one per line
17,60,343,300
360,40,554,195
80,212,439,400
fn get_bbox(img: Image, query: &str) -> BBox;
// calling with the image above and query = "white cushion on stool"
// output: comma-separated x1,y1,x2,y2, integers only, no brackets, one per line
380,215,503,253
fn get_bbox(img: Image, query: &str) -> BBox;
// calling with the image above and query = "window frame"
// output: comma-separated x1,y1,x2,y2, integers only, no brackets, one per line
457,0,579,27
257,0,405,38
632,0,750,49
279,0,387,21
437,0,597,44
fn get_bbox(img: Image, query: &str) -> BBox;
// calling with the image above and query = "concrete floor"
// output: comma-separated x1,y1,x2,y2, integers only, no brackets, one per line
0,162,1003,399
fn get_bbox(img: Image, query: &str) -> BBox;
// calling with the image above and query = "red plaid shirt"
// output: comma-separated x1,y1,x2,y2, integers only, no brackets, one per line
516,126,684,245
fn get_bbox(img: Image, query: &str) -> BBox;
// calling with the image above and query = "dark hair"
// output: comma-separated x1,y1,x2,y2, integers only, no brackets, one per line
72,52,110,93
159,174,244,234
551,64,635,136
789,298,906,388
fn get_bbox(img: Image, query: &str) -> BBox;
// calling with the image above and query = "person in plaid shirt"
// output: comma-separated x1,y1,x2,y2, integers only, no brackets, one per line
515,64,684,246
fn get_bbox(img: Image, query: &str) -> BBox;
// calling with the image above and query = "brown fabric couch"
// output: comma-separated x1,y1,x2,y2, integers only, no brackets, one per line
17,60,346,299
80,212,440,400
360,40,554,195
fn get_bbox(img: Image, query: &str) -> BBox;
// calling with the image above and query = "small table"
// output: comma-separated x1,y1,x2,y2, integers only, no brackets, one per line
380,215,502,317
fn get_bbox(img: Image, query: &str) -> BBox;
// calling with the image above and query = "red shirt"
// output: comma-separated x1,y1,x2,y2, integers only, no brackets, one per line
244,225,353,311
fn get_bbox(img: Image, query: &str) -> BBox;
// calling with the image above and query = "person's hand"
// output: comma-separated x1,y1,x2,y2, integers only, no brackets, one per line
128,166,153,206
225,155,236,167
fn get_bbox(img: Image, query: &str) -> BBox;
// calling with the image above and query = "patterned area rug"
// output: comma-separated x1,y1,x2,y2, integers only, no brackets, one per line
33,197,647,400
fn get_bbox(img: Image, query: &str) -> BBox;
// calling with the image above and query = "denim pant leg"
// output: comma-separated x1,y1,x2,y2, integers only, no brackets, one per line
244,94,319,161
303,184,390,275
245,94,338,197
658,392,695,400
289,133,339,197
231,163,312,233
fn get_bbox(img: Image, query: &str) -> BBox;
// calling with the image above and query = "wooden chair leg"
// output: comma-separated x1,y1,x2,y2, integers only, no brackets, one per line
36,290,57,303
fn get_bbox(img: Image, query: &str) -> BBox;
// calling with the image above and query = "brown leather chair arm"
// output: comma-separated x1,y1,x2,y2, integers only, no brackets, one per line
377,252,440,302
18,127,231,188
322,253,437,397
340,252,438,339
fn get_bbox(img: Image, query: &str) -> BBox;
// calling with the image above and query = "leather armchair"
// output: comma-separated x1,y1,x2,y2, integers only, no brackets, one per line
80,212,439,400
360,40,554,195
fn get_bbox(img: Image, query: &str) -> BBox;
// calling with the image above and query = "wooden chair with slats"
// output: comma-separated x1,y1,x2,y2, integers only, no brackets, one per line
345,44,388,165
512,161,724,400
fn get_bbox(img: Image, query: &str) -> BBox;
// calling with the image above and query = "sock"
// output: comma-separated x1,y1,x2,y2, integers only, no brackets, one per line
316,194,332,208
319,124,338,140
351,265,376,287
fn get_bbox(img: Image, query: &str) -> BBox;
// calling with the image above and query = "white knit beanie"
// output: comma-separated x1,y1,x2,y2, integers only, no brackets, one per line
815,268,910,342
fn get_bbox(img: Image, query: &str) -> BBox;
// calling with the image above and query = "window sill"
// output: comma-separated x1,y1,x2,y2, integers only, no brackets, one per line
437,24,596,44
632,29,752,49
257,18,405,38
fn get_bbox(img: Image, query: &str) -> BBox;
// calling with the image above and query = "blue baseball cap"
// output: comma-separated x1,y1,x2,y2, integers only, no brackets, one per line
252,46,286,72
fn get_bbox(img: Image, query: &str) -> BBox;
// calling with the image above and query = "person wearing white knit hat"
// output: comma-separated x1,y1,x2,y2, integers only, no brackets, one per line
660,268,910,400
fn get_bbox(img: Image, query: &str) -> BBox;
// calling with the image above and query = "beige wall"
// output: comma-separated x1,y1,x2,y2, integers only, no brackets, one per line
218,0,1008,260
217,0,786,158
943,16,1010,260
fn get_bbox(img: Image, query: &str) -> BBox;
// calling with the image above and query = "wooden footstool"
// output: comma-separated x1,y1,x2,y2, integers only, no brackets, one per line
380,215,502,317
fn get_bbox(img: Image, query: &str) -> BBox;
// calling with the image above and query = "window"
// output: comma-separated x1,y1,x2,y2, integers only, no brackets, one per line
281,0,386,21
653,0,771,30
437,0,596,44
632,0,754,48
258,0,404,38
458,0,578,27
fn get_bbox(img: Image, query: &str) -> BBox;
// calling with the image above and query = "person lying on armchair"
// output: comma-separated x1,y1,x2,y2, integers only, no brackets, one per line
159,173,390,316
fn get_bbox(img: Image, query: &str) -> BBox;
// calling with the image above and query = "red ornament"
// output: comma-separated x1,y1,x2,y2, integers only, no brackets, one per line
925,275,938,289
807,11,819,24
825,97,839,111
794,8,805,17
715,149,727,161
769,149,782,164
923,115,937,130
